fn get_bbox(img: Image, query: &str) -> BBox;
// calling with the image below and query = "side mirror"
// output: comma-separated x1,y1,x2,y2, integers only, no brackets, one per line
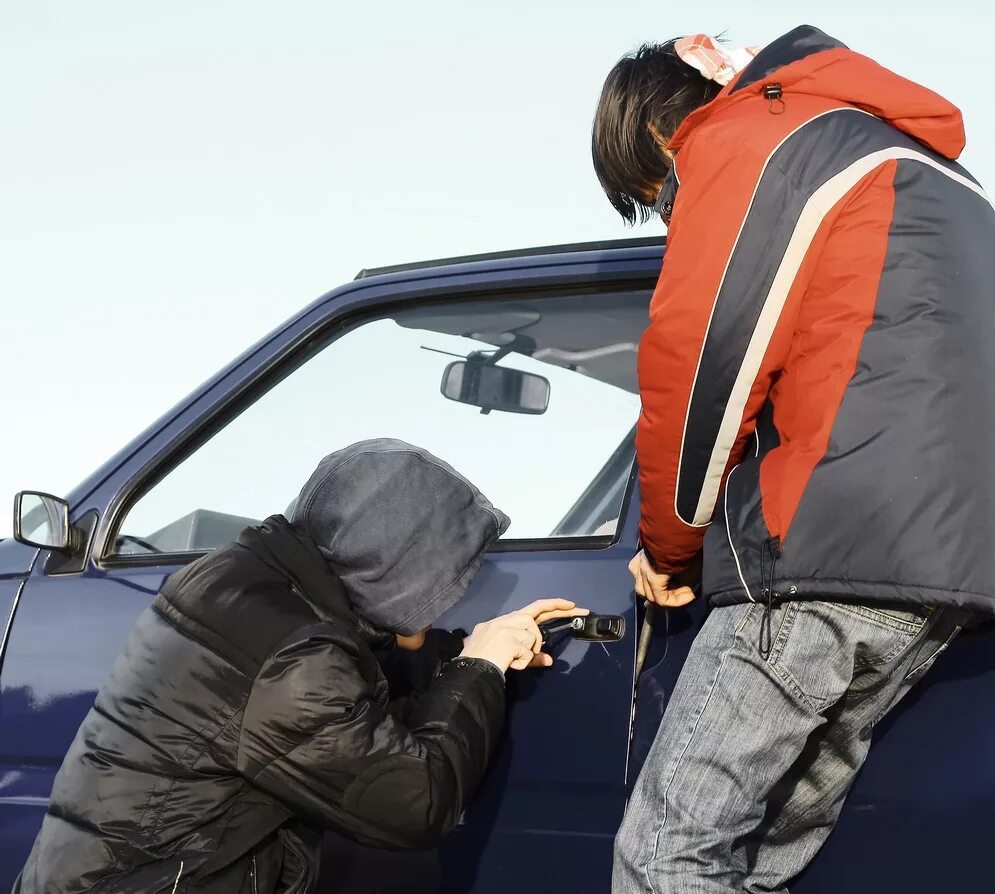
13,491,77,551
441,359,550,415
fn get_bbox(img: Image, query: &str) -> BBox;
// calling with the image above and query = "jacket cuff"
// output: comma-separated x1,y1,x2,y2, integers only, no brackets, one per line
441,656,505,683
640,544,677,574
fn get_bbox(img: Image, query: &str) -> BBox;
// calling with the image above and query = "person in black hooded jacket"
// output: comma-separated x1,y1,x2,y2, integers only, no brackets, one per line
14,439,584,894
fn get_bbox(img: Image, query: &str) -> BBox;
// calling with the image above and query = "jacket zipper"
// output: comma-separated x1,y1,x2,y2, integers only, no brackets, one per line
723,462,755,603
281,835,308,894
249,853,259,894
723,433,790,658
170,860,185,894
725,428,761,603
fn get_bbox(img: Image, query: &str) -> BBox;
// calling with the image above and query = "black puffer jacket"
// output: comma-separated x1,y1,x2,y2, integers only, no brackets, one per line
15,442,509,894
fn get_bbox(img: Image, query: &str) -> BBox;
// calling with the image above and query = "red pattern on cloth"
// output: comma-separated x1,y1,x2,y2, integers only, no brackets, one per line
674,35,761,86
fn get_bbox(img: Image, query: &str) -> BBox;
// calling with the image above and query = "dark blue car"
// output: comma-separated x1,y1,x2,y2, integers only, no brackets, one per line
2,238,994,892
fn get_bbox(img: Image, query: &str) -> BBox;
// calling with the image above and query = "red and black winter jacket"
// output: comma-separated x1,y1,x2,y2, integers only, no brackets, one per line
637,25,995,613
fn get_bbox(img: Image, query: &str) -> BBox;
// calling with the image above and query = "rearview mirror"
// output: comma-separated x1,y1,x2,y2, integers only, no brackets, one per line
441,359,550,415
13,491,74,551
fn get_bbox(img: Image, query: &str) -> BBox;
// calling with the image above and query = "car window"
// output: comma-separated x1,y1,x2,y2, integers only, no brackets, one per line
113,290,649,555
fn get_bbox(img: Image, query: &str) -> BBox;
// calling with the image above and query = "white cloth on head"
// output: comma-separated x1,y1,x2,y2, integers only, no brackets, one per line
674,35,761,86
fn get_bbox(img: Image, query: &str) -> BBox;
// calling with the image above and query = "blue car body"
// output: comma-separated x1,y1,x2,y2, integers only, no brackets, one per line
1,238,993,892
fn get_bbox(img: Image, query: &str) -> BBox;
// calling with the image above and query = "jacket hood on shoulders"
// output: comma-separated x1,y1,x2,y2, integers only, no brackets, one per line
291,439,510,635
671,24,965,160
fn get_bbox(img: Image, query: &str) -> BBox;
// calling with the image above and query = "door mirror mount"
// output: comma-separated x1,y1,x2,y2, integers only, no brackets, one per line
13,492,83,553
440,358,550,415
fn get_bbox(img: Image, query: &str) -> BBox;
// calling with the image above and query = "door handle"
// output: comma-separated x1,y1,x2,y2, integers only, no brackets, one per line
539,613,626,646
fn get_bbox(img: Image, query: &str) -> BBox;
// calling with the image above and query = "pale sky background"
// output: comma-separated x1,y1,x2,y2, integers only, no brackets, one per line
3,0,994,538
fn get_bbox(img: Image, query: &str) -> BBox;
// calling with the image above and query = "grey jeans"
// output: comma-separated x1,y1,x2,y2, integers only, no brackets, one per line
613,599,965,894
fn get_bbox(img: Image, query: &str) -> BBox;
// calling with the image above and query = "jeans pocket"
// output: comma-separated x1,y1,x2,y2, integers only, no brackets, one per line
757,602,840,710
763,601,801,667
734,602,759,637
903,621,961,683
823,601,928,635
766,601,922,711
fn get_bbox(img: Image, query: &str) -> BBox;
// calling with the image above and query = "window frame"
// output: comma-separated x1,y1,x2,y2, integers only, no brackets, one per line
99,279,651,570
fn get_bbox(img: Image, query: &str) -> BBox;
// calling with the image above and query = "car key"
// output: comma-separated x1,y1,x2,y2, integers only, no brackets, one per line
539,613,626,646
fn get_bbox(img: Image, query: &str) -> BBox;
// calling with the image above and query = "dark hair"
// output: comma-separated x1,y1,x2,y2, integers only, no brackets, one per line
592,40,722,224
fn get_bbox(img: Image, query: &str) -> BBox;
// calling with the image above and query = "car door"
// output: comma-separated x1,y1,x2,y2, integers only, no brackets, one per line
629,556,995,886
0,258,656,893
794,629,995,891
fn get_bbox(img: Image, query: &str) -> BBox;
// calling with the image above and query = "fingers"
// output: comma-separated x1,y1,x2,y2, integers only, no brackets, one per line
512,598,590,629
532,605,590,625
638,561,662,600
515,598,578,620
462,612,552,674
508,640,535,671
643,570,670,605
645,567,666,603
498,613,542,652
631,551,696,608
671,586,696,606
528,651,554,668
517,616,542,652
629,551,647,596
645,585,696,608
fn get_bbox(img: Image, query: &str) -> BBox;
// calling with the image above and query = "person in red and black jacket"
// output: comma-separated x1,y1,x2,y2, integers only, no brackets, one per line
593,25,995,893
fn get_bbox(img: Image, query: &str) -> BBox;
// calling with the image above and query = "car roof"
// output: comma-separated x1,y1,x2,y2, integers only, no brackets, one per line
354,235,666,281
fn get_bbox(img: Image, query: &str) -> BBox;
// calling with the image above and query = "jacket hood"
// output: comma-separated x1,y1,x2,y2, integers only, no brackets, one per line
291,439,510,636
235,515,395,650
671,25,965,160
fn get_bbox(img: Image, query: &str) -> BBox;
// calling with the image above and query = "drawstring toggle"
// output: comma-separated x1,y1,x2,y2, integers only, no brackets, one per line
763,83,785,115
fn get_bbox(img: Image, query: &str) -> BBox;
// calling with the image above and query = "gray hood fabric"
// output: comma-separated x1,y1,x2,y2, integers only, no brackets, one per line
291,439,510,635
